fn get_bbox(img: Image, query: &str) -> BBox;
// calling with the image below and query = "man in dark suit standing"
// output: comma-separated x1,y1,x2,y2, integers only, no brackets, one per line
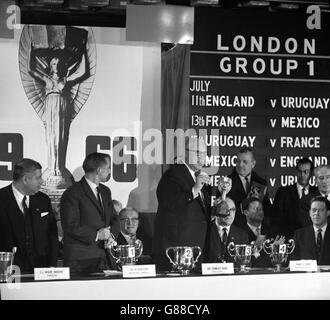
153,136,211,271
61,152,118,273
206,197,249,263
273,158,319,238
291,196,330,265
0,158,58,273
226,147,271,228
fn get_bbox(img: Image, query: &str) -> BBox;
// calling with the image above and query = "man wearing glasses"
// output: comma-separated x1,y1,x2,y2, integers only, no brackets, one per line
206,197,249,263
116,207,140,245
153,136,211,271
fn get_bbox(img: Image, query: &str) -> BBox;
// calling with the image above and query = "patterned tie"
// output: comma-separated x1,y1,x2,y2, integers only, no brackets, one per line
245,177,250,194
316,229,322,262
255,227,260,237
22,196,29,216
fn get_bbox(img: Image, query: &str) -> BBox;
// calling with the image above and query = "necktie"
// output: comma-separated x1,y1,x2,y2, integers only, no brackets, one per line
316,229,322,260
96,187,105,218
22,196,29,216
222,228,228,244
301,187,306,199
195,171,206,208
255,227,260,237
245,177,250,194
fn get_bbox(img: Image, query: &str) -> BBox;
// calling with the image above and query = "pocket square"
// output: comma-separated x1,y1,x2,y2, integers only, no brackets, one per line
41,211,49,217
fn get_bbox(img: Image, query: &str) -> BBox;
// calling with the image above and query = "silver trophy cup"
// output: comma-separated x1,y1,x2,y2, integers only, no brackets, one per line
227,242,260,272
109,240,143,270
263,239,295,272
0,247,16,282
218,176,232,200
165,246,201,275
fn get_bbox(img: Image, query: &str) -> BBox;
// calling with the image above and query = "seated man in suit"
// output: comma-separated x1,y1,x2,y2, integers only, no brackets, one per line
273,157,319,238
226,147,272,228
117,207,140,245
0,158,58,272
61,152,119,273
291,196,330,265
314,165,330,202
206,197,249,263
242,197,282,268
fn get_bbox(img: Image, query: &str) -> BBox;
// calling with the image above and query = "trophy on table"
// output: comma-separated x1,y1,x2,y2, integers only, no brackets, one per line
0,247,16,283
18,25,96,208
165,246,201,275
263,239,295,272
227,242,261,272
109,239,143,270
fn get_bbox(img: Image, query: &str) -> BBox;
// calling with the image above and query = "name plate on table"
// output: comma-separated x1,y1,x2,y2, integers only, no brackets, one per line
34,267,70,281
289,260,317,272
122,264,156,278
202,263,234,275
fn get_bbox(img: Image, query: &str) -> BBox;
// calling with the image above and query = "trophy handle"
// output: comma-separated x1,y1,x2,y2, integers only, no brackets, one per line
227,242,235,257
287,239,295,254
135,239,143,258
192,246,202,264
250,241,261,258
262,239,272,255
165,247,177,266
109,241,119,260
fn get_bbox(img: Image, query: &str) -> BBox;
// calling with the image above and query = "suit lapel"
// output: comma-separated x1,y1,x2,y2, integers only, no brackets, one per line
80,178,104,220
6,185,26,246
232,170,246,196
180,164,209,216
321,227,330,262
98,184,110,224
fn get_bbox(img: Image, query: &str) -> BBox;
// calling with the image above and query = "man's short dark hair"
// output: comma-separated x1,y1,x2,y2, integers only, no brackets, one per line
82,152,110,173
296,157,314,173
13,158,42,181
241,196,262,211
310,196,330,211
238,147,256,160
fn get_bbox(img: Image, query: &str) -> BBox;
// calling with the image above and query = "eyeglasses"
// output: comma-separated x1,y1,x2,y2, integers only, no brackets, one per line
120,218,139,223
215,208,236,217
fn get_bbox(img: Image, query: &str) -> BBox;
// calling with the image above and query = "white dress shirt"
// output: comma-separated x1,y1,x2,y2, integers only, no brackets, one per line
313,224,327,243
247,223,262,237
12,184,29,213
215,220,231,242
239,174,251,193
296,183,309,199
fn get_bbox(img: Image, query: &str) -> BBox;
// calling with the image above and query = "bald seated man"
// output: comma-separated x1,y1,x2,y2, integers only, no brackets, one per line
153,136,211,271
206,197,249,263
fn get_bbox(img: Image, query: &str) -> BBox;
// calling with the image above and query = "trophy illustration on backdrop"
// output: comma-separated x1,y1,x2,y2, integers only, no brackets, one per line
18,25,96,207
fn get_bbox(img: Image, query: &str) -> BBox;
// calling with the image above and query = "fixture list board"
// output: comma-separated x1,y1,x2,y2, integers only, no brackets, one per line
190,8,330,201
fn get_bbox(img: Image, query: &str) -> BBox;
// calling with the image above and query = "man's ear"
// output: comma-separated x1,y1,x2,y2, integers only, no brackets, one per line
251,160,256,169
327,210,330,218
